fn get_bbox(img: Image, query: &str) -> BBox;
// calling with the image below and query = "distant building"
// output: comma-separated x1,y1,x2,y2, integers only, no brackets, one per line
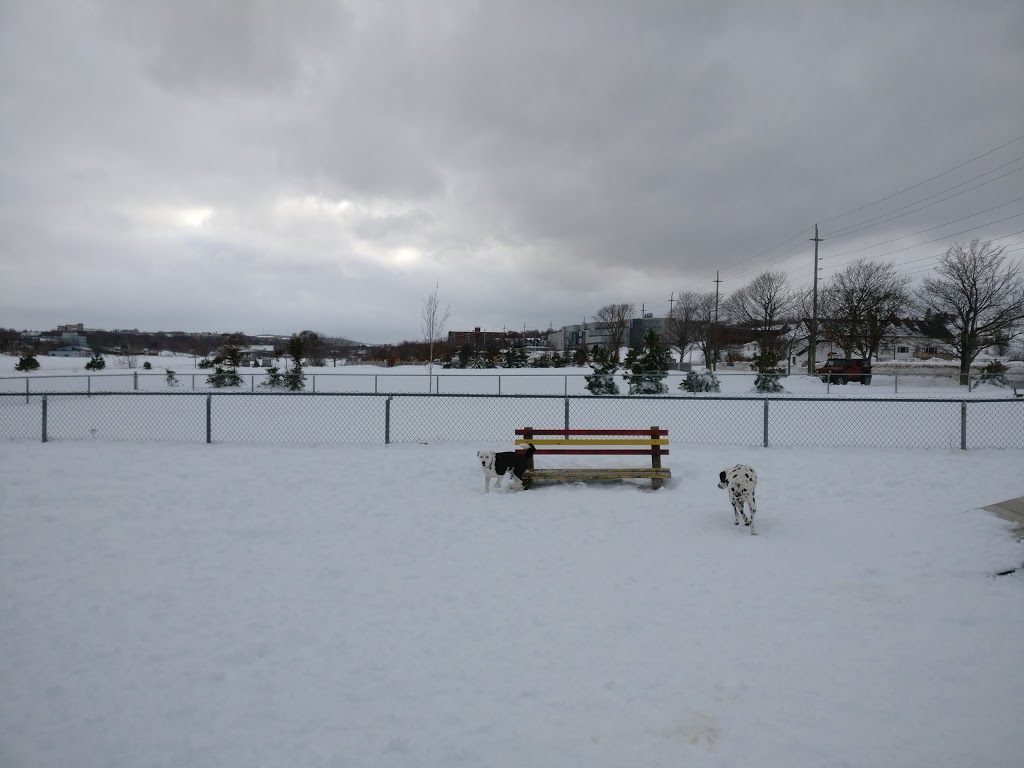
48,346,93,357
447,327,505,351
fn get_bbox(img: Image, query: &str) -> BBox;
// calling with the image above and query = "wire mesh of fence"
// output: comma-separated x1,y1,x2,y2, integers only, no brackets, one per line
0,394,45,440
2,392,1022,450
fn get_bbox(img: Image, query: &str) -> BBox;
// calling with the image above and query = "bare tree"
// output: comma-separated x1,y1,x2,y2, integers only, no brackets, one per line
421,282,451,392
819,260,911,360
298,330,327,366
723,271,799,373
668,291,717,367
916,238,1024,383
690,292,719,368
593,303,634,361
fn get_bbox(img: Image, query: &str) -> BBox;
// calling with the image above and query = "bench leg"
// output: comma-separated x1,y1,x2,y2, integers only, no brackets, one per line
652,478,663,490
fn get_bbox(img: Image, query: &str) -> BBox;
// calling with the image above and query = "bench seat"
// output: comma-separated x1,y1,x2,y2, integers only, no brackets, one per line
523,467,672,483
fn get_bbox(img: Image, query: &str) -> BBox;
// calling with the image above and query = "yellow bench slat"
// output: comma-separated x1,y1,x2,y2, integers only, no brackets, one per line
523,467,671,480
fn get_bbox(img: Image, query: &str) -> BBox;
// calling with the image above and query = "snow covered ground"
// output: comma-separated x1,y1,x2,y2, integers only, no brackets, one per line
2,438,1022,768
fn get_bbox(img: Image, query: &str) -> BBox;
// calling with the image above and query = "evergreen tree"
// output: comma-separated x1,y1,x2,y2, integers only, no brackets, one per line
206,339,244,388
84,354,106,371
573,344,590,367
584,345,620,395
502,345,528,368
261,366,284,388
283,335,306,391
455,344,474,369
752,343,787,393
550,351,566,368
165,369,179,387
622,329,670,394
680,370,721,393
528,352,551,368
15,353,40,371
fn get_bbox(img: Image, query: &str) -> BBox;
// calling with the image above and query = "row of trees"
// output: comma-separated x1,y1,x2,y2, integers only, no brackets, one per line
659,239,1024,382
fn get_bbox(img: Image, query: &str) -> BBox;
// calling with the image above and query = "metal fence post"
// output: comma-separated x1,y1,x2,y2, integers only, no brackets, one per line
436,375,440,394
763,398,769,447
312,374,316,393
206,395,212,444
25,378,29,404
894,374,898,395
961,401,967,450
41,393,48,443
88,376,91,397
375,375,378,395
385,395,392,444
134,371,138,391
564,396,570,432
251,375,255,392
564,375,568,396
498,375,502,396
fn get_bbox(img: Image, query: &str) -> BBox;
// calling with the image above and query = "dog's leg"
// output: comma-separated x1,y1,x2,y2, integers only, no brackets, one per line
483,474,490,493
747,495,757,535
734,496,750,527
732,499,742,526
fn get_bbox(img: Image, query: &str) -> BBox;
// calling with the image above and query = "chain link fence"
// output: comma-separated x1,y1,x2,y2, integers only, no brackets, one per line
3,370,1021,398
2,392,1022,449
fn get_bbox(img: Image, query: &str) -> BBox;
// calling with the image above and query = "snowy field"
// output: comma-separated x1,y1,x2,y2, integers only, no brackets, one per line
2,438,1023,768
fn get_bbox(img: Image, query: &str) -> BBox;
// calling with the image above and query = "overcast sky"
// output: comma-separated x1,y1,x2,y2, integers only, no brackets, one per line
1,0,1022,344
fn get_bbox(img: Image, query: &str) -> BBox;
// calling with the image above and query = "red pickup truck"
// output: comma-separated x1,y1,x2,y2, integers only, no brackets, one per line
816,358,872,385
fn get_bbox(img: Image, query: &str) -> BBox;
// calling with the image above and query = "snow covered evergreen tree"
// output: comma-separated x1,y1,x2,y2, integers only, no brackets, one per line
261,366,284,388
502,346,527,368
752,345,787,393
206,338,244,388
680,370,721,392
15,353,39,371
283,335,306,392
622,329,670,394
84,354,106,371
584,344,620,395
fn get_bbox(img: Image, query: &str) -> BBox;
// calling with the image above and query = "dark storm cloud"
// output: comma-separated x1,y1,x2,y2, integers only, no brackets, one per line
1,0,1023,343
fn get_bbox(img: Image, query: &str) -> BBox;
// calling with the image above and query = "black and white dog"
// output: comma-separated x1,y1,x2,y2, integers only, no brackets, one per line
718,464,758,535
478,444,536,493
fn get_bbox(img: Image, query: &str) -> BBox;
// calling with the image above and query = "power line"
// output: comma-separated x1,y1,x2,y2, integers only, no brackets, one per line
823,160,1024,240
816,134,1024,227
822,198,1024,260
818,222,1024,278
685,134,1024,295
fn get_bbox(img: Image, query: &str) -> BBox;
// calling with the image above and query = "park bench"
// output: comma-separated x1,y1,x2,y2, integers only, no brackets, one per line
515,426,670,490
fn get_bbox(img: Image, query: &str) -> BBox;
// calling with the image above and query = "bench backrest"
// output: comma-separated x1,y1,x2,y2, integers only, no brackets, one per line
514,427,669,456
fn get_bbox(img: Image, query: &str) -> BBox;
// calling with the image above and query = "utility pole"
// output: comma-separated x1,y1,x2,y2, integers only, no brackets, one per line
712,271,721,372
808,224,823,375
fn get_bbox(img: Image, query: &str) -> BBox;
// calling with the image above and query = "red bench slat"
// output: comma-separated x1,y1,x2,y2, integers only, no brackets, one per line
515,429,667,436
519,448,669,455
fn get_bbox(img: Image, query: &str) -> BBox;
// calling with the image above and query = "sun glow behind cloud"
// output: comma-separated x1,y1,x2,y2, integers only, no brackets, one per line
178,207,214,227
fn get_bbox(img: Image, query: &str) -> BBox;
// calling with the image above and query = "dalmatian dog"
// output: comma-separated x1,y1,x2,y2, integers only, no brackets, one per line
477,444,536,493
718,464,758,535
